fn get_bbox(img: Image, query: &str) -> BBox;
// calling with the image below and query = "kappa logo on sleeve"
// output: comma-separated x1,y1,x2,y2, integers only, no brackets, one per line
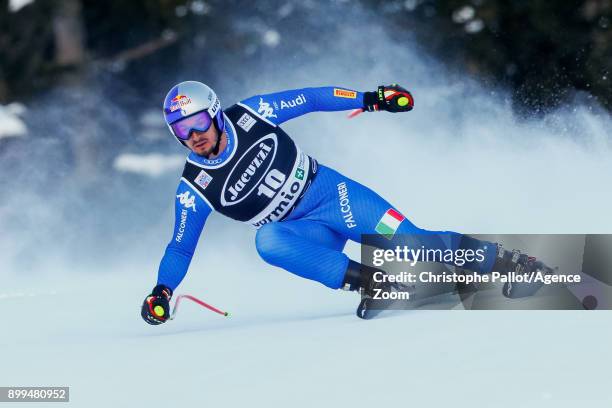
194,169,213,190
237,112,257,132
176,191,197,212
333,88,357,99
257,98,277,119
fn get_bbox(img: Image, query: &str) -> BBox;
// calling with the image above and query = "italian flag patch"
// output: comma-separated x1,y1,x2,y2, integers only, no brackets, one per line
375,209,405,239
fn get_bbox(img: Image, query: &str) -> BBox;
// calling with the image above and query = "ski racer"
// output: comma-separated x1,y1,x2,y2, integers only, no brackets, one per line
141,81,551,322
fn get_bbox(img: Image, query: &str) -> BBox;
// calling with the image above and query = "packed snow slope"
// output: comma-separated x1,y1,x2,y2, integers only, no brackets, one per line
2,261,612,407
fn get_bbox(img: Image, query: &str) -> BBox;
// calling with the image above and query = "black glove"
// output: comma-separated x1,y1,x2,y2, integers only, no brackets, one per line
364,84,414,113
141,284,173,325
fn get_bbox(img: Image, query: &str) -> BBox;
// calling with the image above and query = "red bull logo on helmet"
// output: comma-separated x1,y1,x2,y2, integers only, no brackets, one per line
169,94,192,112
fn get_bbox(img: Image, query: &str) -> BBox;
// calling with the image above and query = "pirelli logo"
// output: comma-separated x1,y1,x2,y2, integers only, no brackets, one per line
333,88,357,99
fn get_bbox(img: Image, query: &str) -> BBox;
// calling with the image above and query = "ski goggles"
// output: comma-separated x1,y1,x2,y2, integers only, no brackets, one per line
170,111,213,141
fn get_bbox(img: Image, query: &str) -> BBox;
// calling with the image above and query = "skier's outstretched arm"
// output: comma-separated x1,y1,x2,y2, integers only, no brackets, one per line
239,84,414,125
141,180,212,325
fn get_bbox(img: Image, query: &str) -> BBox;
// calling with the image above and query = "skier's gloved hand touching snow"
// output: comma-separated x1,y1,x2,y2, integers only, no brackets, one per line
364,84,414,113
141,284,172,325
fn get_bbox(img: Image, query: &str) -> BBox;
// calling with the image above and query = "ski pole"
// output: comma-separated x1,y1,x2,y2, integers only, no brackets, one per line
170,294,230,320
347,108,364,118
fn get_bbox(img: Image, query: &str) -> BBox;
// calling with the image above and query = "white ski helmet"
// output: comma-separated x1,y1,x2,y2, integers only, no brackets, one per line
163,81,225,147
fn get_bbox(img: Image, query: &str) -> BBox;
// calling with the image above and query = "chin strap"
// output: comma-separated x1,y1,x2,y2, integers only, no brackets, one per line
211,132,222,155
211,116,224,155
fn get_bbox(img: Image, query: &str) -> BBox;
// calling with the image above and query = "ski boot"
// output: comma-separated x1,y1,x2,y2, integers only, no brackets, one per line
342,260,409,319
492,244,555,299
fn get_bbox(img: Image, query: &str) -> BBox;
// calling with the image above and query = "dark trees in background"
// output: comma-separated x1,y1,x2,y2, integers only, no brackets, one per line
0,0,181,101
373,0,611,112
0,0,56,101
53,0,85,67
0,0,610,113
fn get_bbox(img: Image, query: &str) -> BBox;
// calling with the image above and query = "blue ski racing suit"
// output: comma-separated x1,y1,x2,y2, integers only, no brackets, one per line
155,86,497,293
